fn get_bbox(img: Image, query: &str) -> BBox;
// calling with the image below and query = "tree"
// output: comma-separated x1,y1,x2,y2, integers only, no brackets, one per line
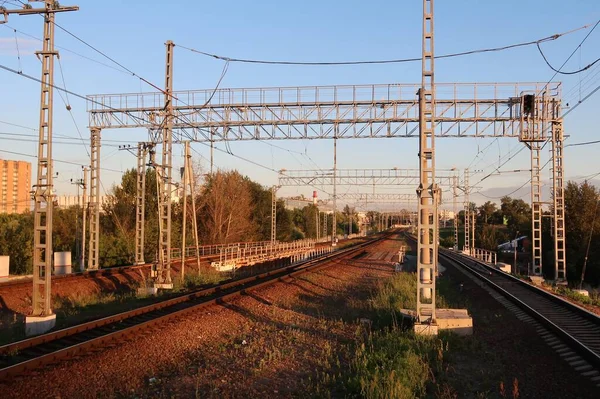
478,201,498,225
198,170,255,244
564,181,600,285
0,213,33,274
500,196,531,237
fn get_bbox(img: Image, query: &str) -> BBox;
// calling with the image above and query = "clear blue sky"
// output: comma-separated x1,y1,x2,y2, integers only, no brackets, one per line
0,0,598,210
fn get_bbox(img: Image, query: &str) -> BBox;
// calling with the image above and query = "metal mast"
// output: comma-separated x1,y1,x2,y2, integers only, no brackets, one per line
156,40,174,288
187,146,201,272
271,185,279,244
453,174,458,251
332,138,337,246
551,107,566,281
135,143,151,265
463,169,470,253
531,140,543,276
81,166,88,271
416,0,438,325
88,128,100,269
0,1,77,318
181,141,189,280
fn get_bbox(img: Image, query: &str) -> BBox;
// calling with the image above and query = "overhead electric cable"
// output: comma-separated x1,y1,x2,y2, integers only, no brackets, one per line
176,24,591,66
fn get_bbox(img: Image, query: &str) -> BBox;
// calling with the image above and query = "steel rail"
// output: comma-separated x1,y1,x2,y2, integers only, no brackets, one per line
0,234,385,380
440,249,600,369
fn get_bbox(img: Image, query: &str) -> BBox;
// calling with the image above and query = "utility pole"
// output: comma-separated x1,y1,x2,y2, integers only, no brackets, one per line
452,174,458,251
70,168,87,272
70,177,83,271
271,185,279,244
1,1,78,331
415,0,438,328
332,138,337,246
471,208,475,254
180,141,200,280
463,168,470,253
81,166,88,271
156,40,174,289
181,142,189,281
134,143,153,264
88,128,100,270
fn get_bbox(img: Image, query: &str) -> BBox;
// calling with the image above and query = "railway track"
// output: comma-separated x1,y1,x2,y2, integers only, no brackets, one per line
0,240,342,290
439,248,600,384
0,233,388,380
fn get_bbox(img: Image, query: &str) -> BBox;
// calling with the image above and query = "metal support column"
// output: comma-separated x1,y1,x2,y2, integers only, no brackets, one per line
332,138,337,246
416,0,438,325
81,167,88,271
88,128,101,270
530,141,543,276
156,40,174,288
471,209,475,254
135,143,150,265
181,141,189,280
271,185,278,244
551,118,566,281
453,174,458,251
463,169,470,253
2,0,78,325
188,148,201,271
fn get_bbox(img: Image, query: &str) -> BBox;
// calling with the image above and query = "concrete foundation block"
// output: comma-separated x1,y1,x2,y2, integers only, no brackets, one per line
413,322,439,336
154,283,174,290
137,287,158,296
25,314,56,336
529,276,545,286
436,308,473,336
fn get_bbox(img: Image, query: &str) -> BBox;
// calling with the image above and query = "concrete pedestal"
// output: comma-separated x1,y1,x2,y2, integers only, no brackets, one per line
137,287,158,296
25,314,56,336
436,309,473,336
413,323,439,335
529,276,545,286
154,283,174,290
413,308,473,336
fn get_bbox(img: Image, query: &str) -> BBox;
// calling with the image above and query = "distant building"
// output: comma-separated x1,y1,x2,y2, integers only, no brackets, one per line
0,159,31,214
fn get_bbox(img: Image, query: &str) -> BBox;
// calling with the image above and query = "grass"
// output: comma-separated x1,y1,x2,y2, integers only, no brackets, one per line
308,272,463,399
553,285,600,307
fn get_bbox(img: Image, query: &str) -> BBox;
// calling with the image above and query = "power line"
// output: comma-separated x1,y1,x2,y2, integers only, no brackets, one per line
3,24,131,75
0,62,153,127
176,24,591,66
0,148,122,173
537,42,600,75
565,139,600,148
563,83,600,117
542,19,599,89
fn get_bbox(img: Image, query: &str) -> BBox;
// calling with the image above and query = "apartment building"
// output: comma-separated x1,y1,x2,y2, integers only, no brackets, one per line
0,159,32,214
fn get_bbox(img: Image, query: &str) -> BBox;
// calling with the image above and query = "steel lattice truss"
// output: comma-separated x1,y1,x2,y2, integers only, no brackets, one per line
87,82,560,140
332,193,414,202
278,168,457,187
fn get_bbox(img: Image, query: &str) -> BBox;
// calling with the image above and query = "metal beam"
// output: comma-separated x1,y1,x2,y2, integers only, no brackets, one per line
278,168,456,187
87,82,560,139
332,193,415,201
